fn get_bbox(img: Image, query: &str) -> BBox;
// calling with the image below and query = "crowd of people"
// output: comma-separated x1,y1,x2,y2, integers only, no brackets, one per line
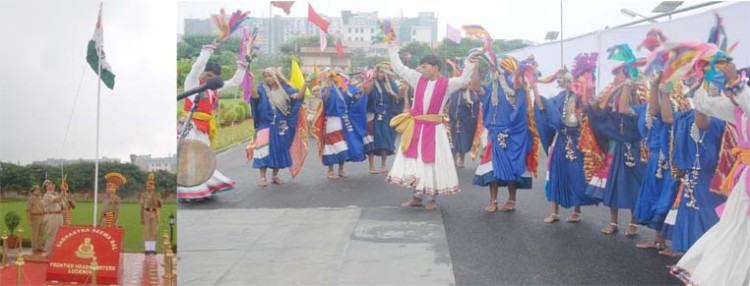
176,19,749,284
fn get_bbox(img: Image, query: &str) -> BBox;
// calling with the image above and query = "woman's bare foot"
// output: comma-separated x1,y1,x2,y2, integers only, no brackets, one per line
484,200,498,212
626,223,639,237
258,178,268,187
636,241,665,250
424,201,438,210
272,177,284,185
369,168,379,174
566,212,582,223
499,200,516,212
400,198,423,208
338,170,348,178
327,171,338,180
380,166,389,174
601,223,618,235
658,248,680,257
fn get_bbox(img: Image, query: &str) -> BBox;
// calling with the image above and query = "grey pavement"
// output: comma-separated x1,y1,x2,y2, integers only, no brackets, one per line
179,207,454,285
178,139,681,285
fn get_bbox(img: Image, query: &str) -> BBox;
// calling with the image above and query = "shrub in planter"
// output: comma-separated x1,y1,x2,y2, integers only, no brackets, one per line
233,105,245,122
4,211,21,248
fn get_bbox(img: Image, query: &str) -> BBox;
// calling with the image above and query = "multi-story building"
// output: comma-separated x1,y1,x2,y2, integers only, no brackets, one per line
130,154,177,173
337,10,437,57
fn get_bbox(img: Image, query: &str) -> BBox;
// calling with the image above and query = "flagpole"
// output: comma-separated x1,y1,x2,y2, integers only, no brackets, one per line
93,3,103,228
269,2,272,53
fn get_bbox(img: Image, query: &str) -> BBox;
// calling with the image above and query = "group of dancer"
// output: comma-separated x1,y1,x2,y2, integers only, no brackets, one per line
177,21,749,284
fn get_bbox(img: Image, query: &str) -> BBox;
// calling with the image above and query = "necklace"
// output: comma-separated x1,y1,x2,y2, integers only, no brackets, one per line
682,122,707,210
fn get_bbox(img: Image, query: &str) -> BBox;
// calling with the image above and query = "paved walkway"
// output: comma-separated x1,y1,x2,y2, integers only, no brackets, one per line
178,207,454,285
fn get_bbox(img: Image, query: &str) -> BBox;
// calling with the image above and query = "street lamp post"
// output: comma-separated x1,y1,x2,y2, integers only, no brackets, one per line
168,212,175,252
620,8,658,23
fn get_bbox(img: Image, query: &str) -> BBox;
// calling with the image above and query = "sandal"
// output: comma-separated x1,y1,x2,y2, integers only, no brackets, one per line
543,213,560,224
566,212,582,223
424,201,438,211
327,171,338,180
626,223,639,237
272,177,284,185
601,223,618,235
258,178,268,187
400,198,423,208
636,241,666,250
484,200,498,213
499,200,516,212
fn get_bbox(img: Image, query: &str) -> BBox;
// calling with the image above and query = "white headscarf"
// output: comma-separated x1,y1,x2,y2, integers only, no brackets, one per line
263,67,291,116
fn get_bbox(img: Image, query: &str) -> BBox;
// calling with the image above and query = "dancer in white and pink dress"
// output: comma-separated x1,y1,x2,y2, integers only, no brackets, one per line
670,60,750,285
386,43,482,210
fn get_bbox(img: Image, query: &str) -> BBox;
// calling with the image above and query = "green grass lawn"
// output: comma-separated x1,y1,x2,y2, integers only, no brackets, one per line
178,98,255,151
213,119,255,151
1,201,177,253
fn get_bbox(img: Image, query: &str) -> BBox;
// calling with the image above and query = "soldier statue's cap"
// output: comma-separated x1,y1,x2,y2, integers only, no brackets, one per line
146,172,155,186
104,172,127,187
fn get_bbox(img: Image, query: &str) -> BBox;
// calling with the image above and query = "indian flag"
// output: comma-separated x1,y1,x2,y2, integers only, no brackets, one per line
86,3,115,89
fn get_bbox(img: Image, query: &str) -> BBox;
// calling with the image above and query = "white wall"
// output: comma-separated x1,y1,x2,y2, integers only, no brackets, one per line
506,2,750,98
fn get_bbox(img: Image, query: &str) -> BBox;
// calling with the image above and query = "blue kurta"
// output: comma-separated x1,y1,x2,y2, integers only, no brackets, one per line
633,104,676,230
536,91,598,208
584,101,645,209
321,84,368,165
365,79,402,155
251,84,303,169
448,89,480,154
670,110,727,252
472,79,532,188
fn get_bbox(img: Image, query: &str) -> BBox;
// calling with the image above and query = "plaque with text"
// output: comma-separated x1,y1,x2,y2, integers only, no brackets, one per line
46,225,124,284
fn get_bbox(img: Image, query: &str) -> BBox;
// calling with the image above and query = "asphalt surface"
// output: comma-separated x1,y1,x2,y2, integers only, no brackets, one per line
180,138,681,285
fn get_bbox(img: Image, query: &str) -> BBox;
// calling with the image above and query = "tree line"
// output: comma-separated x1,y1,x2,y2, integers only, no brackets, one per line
0,161,176,199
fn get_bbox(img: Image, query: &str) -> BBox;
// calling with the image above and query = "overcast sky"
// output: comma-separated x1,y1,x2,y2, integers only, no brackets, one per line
0,0,176,165
0,0,731,165
178,0,729,44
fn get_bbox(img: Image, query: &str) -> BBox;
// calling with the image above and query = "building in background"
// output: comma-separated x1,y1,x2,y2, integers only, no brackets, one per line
130,154,177,173
182,10,436,56
298,47,352,73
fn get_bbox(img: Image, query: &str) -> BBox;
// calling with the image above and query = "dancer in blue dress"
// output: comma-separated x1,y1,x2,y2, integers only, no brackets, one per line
362,62,403,174
535,69,598,223
248,68,307,187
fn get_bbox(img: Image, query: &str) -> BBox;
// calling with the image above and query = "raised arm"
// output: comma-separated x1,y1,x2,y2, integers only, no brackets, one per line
693,86,736,122
218,61,248,92
660,89,674,124
618,82,634,115
388,46,420,87
446,55,478,95
185,44,216,91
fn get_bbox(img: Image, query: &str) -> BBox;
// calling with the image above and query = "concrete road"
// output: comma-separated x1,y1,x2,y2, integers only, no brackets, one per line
179,139,680,285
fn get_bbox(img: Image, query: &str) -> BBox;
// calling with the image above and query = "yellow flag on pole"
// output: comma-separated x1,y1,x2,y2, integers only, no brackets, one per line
290,57,311,97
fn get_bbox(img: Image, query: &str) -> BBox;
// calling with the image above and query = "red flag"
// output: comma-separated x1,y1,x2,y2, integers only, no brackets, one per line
307,3,329,33
271,1,295,15
335,36,343,56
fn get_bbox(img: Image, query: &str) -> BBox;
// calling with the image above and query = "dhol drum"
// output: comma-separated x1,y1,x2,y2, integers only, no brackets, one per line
177,139,216,187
